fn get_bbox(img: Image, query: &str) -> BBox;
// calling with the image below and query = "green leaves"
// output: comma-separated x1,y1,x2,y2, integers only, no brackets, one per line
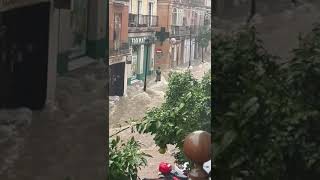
108,137,149,179
214,25,320,180
136,70,211,163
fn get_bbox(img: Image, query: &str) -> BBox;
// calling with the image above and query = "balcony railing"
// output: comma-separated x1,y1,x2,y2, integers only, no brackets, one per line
128,14,158,27
109,42,130,57
171,25,188,37
171,25,200,37
114,0,129,2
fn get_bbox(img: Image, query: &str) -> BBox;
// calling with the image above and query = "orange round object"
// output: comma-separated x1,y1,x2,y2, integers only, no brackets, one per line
183,131,211,164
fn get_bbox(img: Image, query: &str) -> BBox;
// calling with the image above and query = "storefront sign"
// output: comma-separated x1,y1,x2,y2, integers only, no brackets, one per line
0,0,49,12
129,36,154,46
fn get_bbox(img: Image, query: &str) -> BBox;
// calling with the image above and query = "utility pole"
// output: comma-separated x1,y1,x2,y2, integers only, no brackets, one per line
143,38,150,91
189,26,192,68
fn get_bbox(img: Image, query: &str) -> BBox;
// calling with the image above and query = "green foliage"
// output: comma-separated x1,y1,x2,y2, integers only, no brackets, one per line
137,70,211,163
213,25,320,180
108,136,150,180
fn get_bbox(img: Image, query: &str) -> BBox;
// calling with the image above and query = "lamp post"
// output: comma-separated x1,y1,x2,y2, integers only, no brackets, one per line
170,38,176,68
143,38,150,92
189,26,192,68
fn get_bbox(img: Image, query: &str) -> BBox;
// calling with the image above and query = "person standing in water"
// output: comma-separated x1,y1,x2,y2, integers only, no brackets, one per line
155,66,161,82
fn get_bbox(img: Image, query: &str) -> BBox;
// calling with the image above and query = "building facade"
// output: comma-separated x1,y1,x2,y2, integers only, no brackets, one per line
109,0,131,96
0,0,106,110
127,0,158,85
155,0,209,69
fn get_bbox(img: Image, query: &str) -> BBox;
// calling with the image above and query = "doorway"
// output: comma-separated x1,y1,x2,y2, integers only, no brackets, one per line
0,3,50,109
109,62,125,96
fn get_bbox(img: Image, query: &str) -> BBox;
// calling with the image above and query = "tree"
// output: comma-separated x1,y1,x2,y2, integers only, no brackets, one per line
213,25,320,179
137,70,211,163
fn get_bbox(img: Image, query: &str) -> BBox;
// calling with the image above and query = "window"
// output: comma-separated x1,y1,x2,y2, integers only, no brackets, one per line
138,0,142,14
172,8,177,25
178,9,183,26
183,17,187,26
148,2,153,26
114,13,122,49
173,8,183,26
138,0,142,24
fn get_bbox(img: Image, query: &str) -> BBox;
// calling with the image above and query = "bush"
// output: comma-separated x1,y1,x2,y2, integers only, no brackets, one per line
213,25,320,179
108,136,149,180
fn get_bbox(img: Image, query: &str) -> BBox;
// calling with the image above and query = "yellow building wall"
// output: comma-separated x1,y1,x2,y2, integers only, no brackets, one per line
130,0,157,16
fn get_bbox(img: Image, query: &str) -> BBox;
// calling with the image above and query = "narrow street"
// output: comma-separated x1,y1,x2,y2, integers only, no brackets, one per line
0,62,107,180
109,55,211,178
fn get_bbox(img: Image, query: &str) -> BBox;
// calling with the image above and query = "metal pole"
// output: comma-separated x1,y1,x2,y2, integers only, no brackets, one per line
143,39,149,91
189,27,191,68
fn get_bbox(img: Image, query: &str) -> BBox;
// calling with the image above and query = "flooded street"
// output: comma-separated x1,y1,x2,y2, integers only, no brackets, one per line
109,55,211,178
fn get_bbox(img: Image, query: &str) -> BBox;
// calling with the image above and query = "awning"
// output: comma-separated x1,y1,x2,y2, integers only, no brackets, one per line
0,0,50,12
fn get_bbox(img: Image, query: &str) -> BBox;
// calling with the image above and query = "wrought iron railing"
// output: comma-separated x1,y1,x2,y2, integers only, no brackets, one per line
109,42,130,57
114,0,129,2
128,14,158,27
171,25,188,36
171,25,201,37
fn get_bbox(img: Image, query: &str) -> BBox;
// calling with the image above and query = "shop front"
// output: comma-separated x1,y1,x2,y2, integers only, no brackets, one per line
109,58,126,96
127,35,155,85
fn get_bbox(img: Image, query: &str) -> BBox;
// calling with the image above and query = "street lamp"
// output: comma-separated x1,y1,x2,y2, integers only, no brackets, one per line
170,37,176,68
189,26,192,68
143,38,150,92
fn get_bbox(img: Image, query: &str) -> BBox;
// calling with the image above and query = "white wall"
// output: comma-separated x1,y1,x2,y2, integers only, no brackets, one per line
150,43,155,71
46,1,58,107
184,39,191,64
139,45,144,74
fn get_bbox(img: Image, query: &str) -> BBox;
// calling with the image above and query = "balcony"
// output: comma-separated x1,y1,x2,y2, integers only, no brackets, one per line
170,25,201,39
171,25,188,38
109,42,130,57
189,0,205,7
128,14,158,28
114,0,129,2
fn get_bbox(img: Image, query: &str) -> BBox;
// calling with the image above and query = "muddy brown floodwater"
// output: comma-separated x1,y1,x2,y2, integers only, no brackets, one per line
109,56,211,178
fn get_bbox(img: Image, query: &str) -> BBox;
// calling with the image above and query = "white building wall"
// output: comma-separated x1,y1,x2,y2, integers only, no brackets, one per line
139,45,144,74
150,43,155,70
184,39,190,64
